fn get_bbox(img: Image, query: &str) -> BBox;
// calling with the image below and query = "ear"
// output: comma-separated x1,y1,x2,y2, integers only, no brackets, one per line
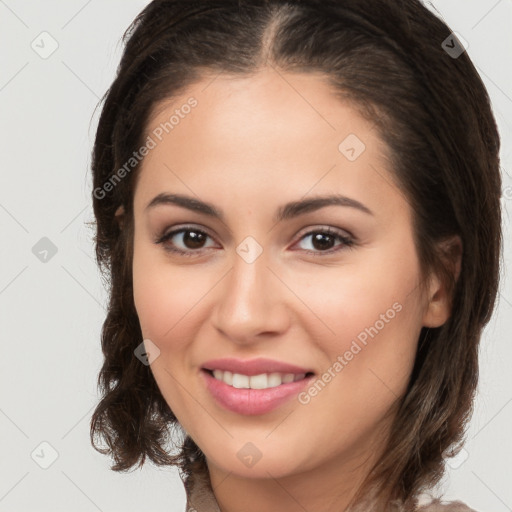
115,204,125,229
422,235,462,328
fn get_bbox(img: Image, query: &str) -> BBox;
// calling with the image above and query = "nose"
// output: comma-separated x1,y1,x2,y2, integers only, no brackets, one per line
211,248,291,345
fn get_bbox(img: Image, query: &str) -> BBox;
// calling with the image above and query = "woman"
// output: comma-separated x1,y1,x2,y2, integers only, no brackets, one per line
89,1,502,511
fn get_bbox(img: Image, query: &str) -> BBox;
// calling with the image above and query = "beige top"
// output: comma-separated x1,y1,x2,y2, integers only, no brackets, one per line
184,472,479,512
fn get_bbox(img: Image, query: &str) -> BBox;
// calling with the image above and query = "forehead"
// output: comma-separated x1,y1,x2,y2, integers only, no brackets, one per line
134,69,404,220
144,69,375,146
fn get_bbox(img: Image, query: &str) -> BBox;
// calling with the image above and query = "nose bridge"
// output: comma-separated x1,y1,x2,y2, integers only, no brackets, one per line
225,244,272,315
213,240,287,340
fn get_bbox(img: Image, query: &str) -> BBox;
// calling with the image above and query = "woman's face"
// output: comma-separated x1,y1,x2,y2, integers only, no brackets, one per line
131,70,449,483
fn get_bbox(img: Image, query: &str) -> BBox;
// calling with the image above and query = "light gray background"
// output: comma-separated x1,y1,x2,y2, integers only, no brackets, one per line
0,1,511,511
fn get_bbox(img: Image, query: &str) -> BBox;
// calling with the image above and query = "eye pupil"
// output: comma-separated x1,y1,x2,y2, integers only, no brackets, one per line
312,233,334,251
184,230,206,249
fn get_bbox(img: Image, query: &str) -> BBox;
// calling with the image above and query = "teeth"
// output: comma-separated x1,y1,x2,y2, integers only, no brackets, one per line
211,370,306,389
232,373,249,388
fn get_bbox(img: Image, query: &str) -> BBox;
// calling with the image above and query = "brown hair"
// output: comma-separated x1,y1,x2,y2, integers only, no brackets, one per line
89,1,502,510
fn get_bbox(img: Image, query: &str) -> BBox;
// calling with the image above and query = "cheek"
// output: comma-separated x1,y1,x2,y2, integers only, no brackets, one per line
132,246,219,360
293,262,423,451
303,260,420,343
299,237,423,384
132,249,202,418
133,243,191,342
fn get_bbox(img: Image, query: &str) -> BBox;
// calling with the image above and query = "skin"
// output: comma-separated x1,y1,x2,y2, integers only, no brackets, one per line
123,69,457,512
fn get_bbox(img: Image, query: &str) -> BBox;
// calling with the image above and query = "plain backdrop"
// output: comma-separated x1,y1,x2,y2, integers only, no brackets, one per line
0,1,511,511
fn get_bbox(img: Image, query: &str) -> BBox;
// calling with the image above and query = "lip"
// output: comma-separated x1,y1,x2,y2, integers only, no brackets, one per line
201,357,314,376
201,369,315,415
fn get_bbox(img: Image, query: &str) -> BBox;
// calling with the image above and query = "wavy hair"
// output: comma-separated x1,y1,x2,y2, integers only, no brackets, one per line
89,1,502,510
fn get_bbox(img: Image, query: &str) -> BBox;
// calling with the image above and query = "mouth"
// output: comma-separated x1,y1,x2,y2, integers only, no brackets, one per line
199,356,317,414
200,368,316,415
201,368,316,390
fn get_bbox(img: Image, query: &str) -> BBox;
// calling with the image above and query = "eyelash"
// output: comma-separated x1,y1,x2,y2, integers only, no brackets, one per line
154,225,356,258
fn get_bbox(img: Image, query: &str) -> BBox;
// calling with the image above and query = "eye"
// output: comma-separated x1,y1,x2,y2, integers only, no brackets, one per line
155,225,356,257
293,227,355,255
155,226,218,257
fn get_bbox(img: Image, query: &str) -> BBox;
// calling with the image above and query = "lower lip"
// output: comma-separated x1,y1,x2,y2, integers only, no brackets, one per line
201,369,315,415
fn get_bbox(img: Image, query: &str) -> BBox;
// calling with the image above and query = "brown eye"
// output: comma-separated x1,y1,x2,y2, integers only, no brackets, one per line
156,226,217,256
294,227,355,256
178,230,207,249
310,232,337,251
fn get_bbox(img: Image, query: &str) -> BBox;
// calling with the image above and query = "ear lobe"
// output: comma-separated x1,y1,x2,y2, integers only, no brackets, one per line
115,204,125,229
422,235,462,328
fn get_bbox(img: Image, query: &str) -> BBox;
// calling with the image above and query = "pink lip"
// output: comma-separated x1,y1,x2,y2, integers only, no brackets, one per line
201,370,315,415
201,357,314,376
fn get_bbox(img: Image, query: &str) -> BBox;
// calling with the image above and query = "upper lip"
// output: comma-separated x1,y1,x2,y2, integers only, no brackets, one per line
201,357,315,376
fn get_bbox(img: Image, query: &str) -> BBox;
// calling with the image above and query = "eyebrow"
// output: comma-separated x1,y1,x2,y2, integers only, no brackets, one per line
145,192,374,222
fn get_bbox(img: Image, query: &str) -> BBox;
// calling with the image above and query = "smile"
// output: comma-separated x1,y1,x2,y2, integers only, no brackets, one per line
201,369,315,415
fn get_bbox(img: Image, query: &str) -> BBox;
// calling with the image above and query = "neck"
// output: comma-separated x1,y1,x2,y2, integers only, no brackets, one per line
206,427,391,512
